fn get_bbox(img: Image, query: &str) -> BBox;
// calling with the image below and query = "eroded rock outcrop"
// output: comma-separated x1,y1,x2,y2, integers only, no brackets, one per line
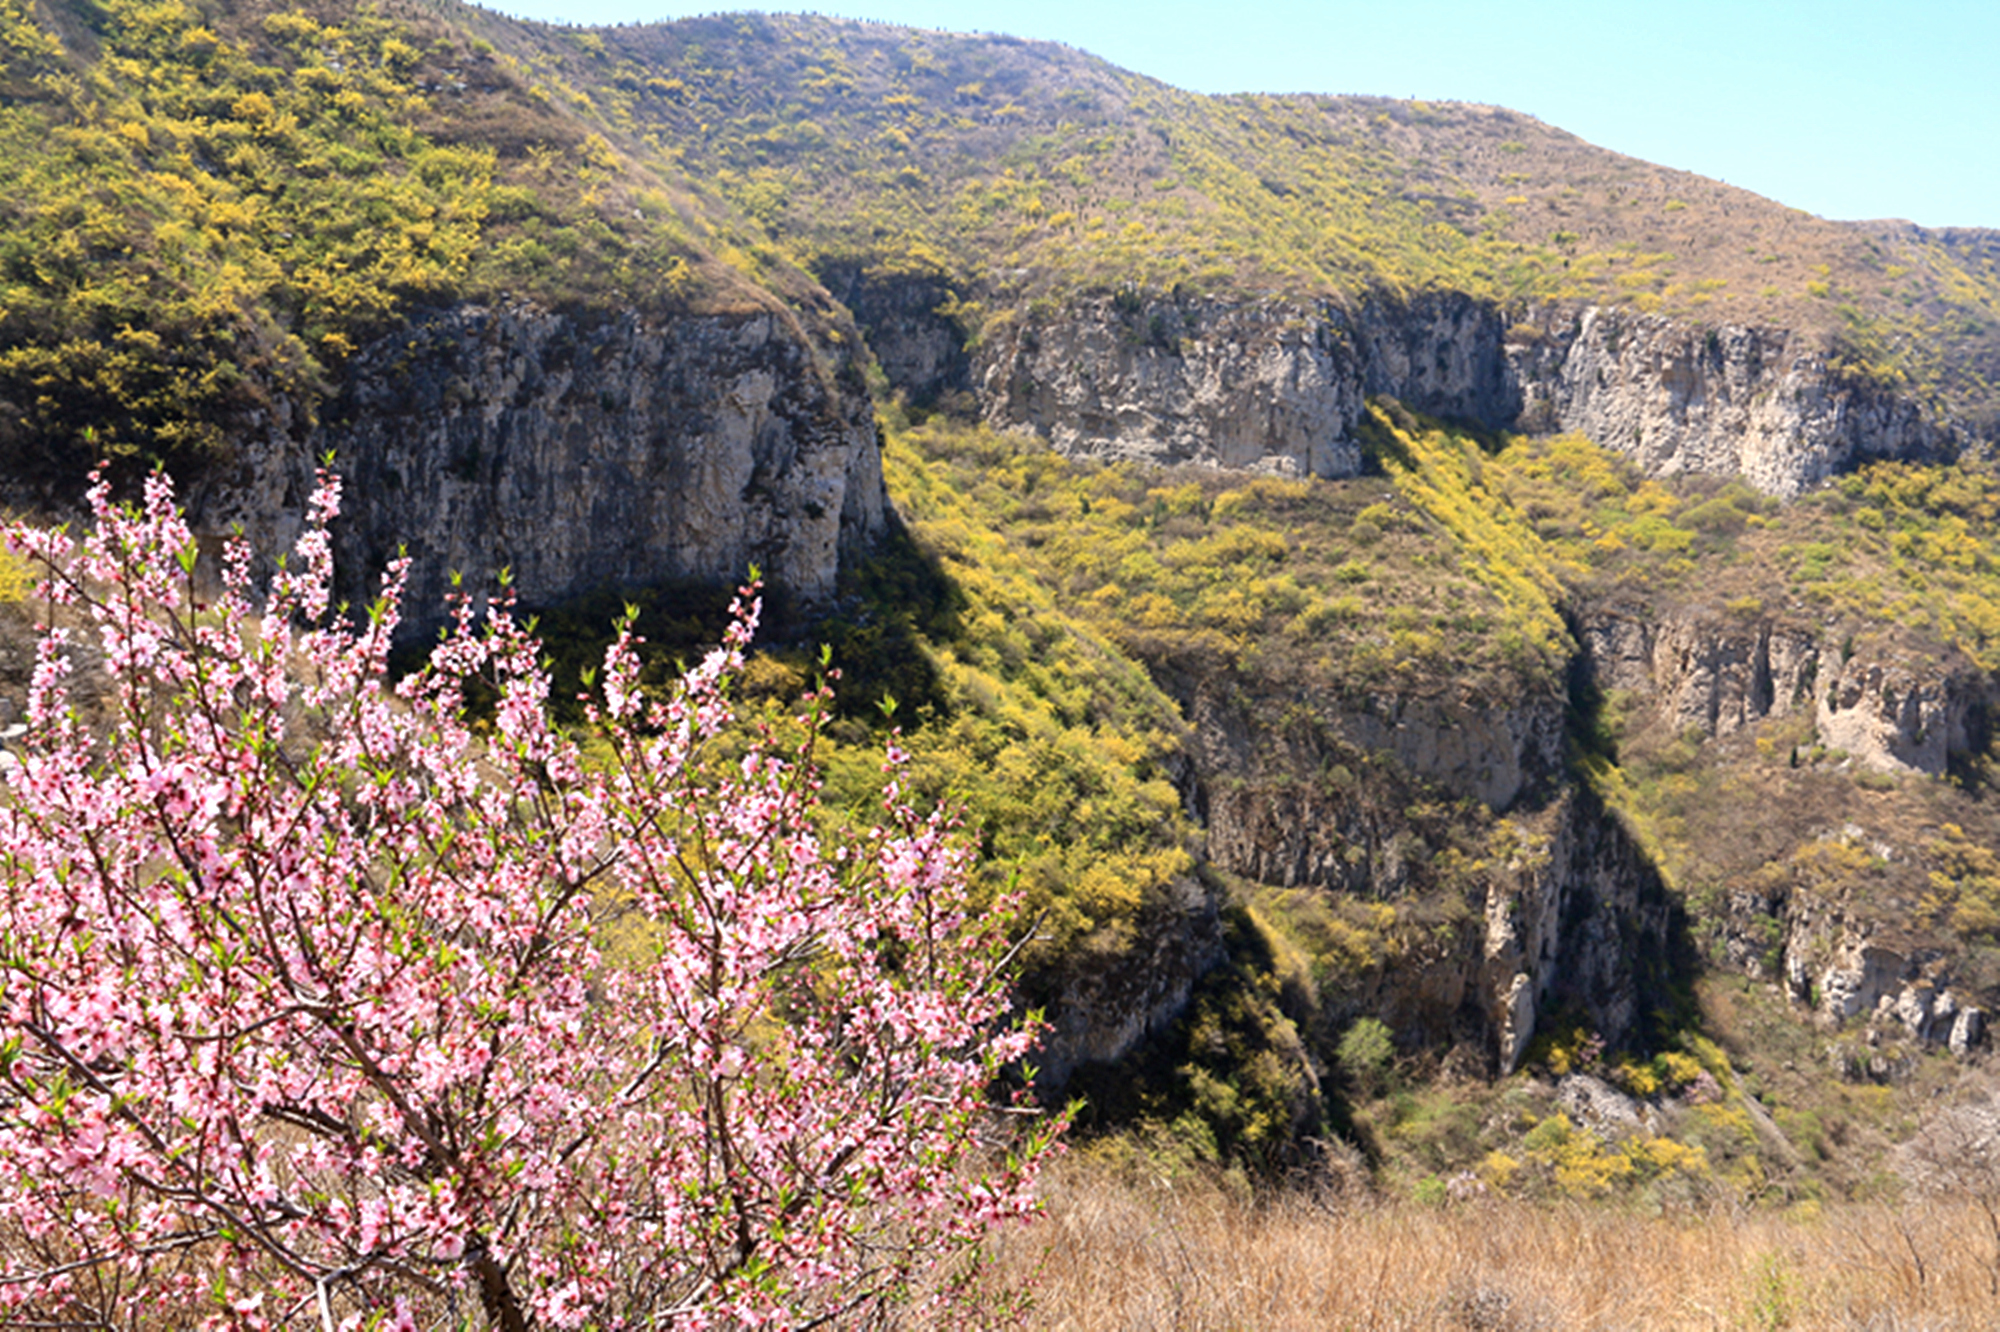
1184,673,1566,892
1724,875,1987,1062
1816,648,1987,774
1513,309,1962,498
818,264,971,410
1478,788,1684,1073
1176,668,1676,1074
1032,874,1226,1087
974,294,1368,478
966,290,1522,479
1579,604,1990,776
1578,604,1820,739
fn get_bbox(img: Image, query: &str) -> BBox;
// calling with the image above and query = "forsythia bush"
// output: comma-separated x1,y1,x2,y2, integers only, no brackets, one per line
0,471,1058,1328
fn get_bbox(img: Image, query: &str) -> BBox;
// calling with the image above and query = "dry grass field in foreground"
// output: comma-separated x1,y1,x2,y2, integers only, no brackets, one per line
990,1160,2000,1331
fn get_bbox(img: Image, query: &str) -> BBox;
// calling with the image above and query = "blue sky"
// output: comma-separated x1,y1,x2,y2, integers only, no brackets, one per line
486,0,1998,230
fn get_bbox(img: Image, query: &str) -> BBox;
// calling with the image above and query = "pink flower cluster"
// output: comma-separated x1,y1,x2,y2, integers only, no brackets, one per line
0,470,1060,1328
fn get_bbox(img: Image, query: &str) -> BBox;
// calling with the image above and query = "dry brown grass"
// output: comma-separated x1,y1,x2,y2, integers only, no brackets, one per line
989,1158,2000,1330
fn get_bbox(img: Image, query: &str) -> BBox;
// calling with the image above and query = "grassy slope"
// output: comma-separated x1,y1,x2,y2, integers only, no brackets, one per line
0,0,820,483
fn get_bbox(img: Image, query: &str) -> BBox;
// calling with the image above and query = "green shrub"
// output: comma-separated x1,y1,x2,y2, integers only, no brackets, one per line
1337,1017,1395,1097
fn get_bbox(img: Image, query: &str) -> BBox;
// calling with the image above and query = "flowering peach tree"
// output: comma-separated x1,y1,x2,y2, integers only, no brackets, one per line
0,470,1058,1329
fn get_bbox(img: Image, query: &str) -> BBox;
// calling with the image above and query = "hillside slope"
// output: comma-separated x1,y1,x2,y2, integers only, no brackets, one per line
6,2,1994,502
562,13,1999,437
0,0,889,617
2,0,2000,1203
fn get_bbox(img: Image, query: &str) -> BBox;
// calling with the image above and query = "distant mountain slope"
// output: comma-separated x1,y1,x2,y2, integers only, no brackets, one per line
2,0,1993,485
550,12,1999,435
0,0,827,485
0,0,897,633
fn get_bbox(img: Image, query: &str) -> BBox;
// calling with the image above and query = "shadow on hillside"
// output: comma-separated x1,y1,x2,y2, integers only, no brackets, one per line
388,510,964,731
814,509,965,724
1563,623,1704,1053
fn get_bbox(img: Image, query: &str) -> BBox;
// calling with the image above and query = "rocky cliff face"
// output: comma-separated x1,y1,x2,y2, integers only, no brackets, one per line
1480,787,1684,1074
965,290,1522,479
189,301,888,632
1816,648,1988,774
1512,309,1962,497
1171,666,1675,1074
1184,674,1567,890
1577,603,1821,740
1578,603,1990,775
817,265,972,411
849,281,1965,495
1725,860,1987,1065
1032,874,1225,1088
974,294,1368,478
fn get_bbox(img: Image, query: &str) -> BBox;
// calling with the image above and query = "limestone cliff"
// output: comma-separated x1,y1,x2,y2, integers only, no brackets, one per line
1725,854,1987,1065
1032,874,1225,1088
1577,603,1821,741
1184,673,1567,890
850,281,1964,496
964,290,1522,479
1578,603,1990,775
1169,666,1677,1075
1511,309,1962,498
973,294,1368,478
1478,787,1684,1074
187,302,888,632
1816,648,1988,775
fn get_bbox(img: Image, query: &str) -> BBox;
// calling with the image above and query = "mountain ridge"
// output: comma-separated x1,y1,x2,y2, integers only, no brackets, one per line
4,0,1994,507
6,0,2000,1199
557,11,1998,432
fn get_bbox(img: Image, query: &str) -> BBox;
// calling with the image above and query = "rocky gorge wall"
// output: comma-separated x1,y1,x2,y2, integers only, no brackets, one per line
1724,858,1988,1069
186,300,888,634
1510,309,1962,498
1577,602,1991,776
1081,596,1995,1084
975,295,1370,478
843,276,1968,496
1030,873,1226,1089
1579,600,1993,1062
1168,667,1677,1075
157,276,1985,1096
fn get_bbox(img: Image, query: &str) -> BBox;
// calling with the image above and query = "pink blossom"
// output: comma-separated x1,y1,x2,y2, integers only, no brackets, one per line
0,469,1059,1328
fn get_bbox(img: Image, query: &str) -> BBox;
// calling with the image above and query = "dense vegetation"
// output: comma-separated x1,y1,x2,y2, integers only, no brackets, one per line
0,0,800,483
